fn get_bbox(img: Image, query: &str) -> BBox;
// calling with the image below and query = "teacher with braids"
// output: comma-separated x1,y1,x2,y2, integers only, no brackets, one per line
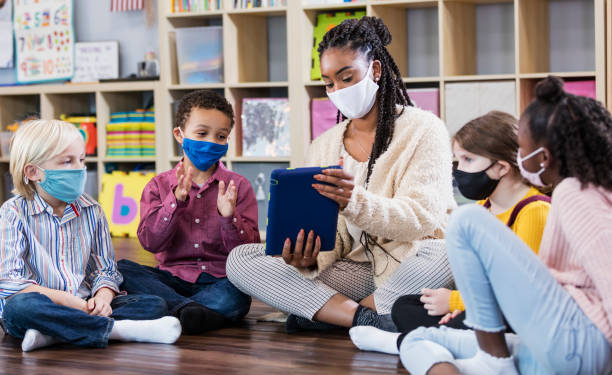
227,17,455,333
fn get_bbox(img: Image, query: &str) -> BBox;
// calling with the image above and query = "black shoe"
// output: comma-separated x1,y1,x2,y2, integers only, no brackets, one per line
285,314,343,334
352,305,398,332
178,302,226,334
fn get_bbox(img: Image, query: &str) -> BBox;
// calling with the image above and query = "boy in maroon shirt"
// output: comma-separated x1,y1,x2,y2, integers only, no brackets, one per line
118,90,259,334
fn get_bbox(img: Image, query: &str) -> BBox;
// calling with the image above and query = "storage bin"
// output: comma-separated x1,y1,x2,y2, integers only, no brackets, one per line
175,26,223,84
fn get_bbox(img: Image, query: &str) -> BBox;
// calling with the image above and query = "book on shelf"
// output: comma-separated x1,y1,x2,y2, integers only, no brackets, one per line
563,80,596,100
172,0,222,13
241,98,290,157
311,97,338,140
311,10,366,81
106,110,155,158
233,0,287,9
175,26,223,84
406,88,440,118
303,0,365,5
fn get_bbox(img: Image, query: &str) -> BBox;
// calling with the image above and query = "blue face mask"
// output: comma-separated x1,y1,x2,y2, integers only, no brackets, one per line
180,129,228,171
37,167,87,203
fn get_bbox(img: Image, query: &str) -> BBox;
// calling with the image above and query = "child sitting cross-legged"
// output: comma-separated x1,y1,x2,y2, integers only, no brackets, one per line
118,90,259,334
0,120,181,352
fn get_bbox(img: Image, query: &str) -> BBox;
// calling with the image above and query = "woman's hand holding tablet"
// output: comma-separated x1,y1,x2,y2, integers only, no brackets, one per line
312,158,355,210
264,166,341,257
281,229,321,268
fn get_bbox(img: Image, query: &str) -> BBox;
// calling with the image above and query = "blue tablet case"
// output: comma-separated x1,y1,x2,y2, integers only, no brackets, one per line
265,166,341,256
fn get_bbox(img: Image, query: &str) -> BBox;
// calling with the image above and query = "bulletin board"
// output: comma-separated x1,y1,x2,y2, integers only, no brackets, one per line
13,0,74,83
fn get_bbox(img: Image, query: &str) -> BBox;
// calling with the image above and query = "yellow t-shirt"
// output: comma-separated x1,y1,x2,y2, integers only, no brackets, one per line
449,187,550,311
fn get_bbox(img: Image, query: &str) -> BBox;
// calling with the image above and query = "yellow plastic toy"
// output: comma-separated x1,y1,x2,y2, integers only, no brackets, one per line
99,171,155,238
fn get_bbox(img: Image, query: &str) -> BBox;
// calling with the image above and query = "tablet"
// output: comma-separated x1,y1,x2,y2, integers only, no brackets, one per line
265,166,341,256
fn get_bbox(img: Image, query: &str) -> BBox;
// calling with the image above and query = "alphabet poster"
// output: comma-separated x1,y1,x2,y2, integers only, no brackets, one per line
13,0,74,83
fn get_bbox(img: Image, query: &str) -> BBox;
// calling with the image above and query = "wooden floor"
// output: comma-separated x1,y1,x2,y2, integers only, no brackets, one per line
0,238,405,374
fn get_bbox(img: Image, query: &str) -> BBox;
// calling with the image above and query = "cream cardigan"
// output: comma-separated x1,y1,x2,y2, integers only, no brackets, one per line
304,105,456,286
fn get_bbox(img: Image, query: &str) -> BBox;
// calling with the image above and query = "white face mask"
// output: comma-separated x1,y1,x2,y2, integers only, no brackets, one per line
327,62,379,119
517,147,547,187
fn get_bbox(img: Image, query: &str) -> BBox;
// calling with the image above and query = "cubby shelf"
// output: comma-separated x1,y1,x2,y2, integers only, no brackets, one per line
0,0,607,205
232,156,291,163
168,83,226,90
226,7,287,16
167,10,225,19
518,71,597,79
228,81,289,88
102,158,157,163
302,3,367,11
442,74,516,82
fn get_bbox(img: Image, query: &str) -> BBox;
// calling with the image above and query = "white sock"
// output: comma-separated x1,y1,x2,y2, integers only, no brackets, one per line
455,349,518,375
349,326,401,355
21,329,59,352
109,316,181,344
399,338,456,375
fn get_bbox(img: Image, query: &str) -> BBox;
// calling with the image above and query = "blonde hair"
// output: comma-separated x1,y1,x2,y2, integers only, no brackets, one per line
10,119,84,200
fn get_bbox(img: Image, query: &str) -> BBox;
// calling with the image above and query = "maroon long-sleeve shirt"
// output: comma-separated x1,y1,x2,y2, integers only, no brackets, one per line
137,161,260,282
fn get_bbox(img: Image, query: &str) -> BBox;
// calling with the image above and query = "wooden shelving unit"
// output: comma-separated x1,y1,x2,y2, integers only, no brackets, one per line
0,0,607,207
0,81,162,201
295,0,607,145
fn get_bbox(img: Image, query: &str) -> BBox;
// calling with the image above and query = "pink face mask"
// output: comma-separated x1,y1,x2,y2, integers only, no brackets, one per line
517,147,547,187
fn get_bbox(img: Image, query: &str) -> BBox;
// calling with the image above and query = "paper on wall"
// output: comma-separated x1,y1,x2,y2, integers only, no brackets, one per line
0,0,13,68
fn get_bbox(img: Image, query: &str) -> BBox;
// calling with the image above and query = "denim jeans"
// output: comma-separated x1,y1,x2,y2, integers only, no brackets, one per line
117,259,251,321
400,205,612,375
1,292,168,348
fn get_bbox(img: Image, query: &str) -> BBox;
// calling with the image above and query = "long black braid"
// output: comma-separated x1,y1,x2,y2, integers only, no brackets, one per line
525,76,612,190
318,17,413,274
318,16,412,185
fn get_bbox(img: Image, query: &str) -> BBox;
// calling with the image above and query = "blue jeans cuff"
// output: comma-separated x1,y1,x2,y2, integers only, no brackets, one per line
463,319,507,333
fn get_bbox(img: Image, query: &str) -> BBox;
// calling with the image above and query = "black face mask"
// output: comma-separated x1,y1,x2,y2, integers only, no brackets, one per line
453,163,500,200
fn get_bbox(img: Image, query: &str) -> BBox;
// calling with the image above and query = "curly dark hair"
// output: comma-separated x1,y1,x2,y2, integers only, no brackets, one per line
318,16,412,185
524,76,612,190
175,90,235,130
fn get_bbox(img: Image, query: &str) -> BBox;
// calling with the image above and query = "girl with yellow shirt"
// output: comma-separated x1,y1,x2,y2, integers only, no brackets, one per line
406,111,549,327
350,111,550,355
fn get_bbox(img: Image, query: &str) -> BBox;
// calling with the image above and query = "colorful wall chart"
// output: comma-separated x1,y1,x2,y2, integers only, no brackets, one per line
13,0,74,83
0,0,13,68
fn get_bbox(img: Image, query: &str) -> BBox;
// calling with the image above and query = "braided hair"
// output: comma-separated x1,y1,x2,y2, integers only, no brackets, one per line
318,16,412,185
524,76,612,190
318,17,412,275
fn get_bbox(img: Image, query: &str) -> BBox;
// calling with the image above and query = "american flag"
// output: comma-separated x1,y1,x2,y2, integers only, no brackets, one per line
111,0,144,12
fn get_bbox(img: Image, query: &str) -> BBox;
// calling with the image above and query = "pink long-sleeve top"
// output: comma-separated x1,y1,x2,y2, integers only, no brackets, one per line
538,177,612,343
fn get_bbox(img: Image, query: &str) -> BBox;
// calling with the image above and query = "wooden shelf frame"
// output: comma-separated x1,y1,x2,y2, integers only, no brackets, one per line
0,0,607,203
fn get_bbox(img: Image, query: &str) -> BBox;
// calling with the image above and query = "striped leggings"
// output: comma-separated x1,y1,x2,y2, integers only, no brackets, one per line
226,239,453,319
